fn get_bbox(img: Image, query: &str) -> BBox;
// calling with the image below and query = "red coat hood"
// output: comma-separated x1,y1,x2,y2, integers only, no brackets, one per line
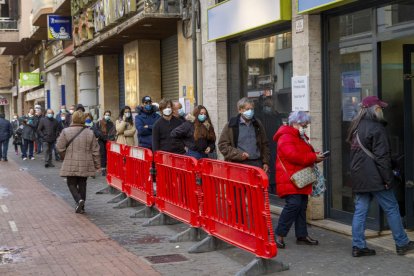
273,125,308,143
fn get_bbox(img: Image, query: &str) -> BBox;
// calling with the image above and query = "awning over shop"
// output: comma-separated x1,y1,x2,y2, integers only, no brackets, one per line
26,88,45,101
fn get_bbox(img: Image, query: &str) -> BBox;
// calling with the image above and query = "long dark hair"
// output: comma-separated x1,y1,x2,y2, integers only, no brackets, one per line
119,106,133,124
346,106,380,144
193,105,216,142
100,110,112,134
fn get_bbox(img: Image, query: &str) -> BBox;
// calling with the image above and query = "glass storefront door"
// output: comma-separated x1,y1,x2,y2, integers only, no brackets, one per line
326,2,414,230
228,29,292,204
402,45,414,229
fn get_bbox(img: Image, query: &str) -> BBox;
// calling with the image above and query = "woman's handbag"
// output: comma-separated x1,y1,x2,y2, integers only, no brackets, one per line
278,155,317,188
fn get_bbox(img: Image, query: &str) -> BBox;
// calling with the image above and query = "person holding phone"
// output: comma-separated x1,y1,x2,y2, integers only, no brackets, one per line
273,111,325,249
115,106,136,146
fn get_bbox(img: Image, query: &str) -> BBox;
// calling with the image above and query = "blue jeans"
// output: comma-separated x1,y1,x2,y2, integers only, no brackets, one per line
22,139,34,158
0,139,9,160
275,194,308,238
186,149,207,160
352,189,409,248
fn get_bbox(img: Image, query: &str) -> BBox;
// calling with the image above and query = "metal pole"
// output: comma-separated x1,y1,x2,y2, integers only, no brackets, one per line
191,0,198,105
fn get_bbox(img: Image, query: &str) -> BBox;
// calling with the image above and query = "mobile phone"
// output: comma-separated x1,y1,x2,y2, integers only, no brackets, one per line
322,151,330,157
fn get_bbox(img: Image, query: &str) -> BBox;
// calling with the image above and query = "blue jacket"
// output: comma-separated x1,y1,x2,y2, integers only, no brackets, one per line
0,117,12,141
135,108,160,149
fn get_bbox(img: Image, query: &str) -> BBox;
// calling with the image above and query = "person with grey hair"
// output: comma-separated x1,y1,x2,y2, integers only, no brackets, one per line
273,111,325,249
347,96,414,257
37,109,59,168
218,97,270,171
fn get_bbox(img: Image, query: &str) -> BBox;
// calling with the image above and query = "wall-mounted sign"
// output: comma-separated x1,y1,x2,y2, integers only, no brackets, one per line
20,73,41,86
0,98,9,106
208,0,291,41
291,76,309,111
47,15,72,40
297,0,355,14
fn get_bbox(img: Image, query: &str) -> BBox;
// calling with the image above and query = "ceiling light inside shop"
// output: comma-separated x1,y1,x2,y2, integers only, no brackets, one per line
143,24,152,27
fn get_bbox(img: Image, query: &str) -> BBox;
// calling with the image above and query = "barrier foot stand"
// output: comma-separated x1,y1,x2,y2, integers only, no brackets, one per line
169,227,206,243
107,192,127,204
235,257,289,276
142,213,181,227
96,186,119,195
113,197,143,209
130,206,158,218
188,235,232,253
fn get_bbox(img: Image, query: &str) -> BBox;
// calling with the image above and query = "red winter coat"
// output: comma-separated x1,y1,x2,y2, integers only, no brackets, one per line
273,125,317,198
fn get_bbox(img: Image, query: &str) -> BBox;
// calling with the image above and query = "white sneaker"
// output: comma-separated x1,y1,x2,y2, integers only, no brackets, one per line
30,157,35,160
23,157,27,161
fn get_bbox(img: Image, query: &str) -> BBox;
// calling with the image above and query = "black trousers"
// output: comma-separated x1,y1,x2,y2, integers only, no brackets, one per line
276,194,309,238
67,176,87,204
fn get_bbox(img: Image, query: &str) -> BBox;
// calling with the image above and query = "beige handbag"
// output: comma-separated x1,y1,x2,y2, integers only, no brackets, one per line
277,155,317,188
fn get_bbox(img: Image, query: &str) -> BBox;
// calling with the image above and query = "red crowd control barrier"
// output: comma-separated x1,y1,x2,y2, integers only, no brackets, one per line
198,159,277,259
154,151,201,227
106,141,125,192
123,145,154,206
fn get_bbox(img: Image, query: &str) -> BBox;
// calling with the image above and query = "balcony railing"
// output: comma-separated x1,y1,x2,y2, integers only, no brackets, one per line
141,0,181,14
0,18,18,30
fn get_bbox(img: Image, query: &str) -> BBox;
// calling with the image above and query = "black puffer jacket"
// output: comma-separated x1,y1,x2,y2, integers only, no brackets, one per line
350,118,394,192
37,117,59,143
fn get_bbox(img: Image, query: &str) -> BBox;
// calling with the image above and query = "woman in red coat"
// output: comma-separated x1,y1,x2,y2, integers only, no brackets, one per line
273,111,325,248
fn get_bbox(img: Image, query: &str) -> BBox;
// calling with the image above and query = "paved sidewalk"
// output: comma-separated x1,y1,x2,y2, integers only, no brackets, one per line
2,149,414,275
0,158,158,276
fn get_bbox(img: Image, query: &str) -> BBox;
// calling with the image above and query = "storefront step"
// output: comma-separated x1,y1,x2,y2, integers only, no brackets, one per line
270,205,379,238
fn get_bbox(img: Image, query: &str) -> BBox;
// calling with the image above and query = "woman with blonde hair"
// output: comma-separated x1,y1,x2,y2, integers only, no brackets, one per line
56,110,100,213
116,106,136,146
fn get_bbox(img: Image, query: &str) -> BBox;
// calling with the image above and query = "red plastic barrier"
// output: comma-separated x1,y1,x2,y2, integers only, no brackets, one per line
154,151,201,227
106,141,125,192
123,145,154,206
198,159,276,259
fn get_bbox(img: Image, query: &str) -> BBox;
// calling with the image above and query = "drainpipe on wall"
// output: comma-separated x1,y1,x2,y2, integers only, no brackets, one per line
192,0,198,105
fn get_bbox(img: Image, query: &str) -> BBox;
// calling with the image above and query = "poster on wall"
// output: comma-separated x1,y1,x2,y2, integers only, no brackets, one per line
341,71,361,121
47,15,72,40
291,76,309,111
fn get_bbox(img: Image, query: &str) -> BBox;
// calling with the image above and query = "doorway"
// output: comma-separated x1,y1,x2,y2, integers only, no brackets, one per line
380,38,414,229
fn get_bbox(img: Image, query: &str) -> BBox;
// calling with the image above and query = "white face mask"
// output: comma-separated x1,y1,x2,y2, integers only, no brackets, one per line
299,126,306,136
163,108,172,116
69,110,74,114
13,116,17,120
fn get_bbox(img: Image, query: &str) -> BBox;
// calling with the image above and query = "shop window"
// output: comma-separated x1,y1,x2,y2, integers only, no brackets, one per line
330,9,372,41
377,1,414,32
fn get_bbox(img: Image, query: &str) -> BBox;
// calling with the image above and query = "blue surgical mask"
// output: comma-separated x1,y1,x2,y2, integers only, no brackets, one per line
47,114,53,119
198,114,207,122
242,109,254,120
179,109,185,117
144,104,152,111
85,119,92,124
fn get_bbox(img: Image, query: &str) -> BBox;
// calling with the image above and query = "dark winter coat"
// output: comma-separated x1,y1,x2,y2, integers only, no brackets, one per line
22,116,38,141
170,120,215,154
56,112,70,128
218,114,270,165
152,116,185,154
0,117,12,141
350,118,394,192
93,119,116,144
37,117,60,143
11,119,22,145
273,126,316,198
135,108,160,149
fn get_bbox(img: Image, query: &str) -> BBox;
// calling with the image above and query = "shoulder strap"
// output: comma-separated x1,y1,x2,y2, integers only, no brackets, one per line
277,154,290,177
356,132,375,159
66,127,86,149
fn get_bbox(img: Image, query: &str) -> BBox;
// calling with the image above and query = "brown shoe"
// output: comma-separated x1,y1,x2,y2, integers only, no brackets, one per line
296,236,319,245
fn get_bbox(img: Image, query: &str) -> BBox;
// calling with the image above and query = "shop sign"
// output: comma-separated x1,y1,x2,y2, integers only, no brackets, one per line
0,98,9,106
297,0,355,14
19,73,40,86
291,76,309,111
208,0,291,41
47,15,72,41
93,0,136,33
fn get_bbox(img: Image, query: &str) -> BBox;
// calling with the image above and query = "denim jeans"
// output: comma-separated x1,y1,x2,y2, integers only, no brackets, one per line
275,194,308,238
186,149,207,160
352,189,409,248
22,139,34,158
0,139,9,160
